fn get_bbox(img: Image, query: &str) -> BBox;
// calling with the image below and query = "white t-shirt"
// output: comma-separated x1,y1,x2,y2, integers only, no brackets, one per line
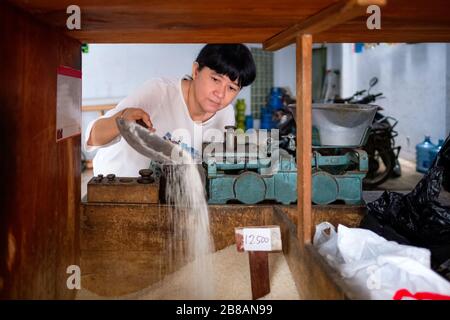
84,77,235,176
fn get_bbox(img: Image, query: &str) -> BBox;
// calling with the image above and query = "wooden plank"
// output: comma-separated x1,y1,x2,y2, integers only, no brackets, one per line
80,203,271,296
275,204,366,232
272,207,346,299
81,104,115,113
248,251,270,300
315,20,450,43
209,205,273,251
296,34,313,244
66,29,282,44
0,1,81,299
86,175,160,204
7,0,450,43
264,0,386,51
81,250,169,297
66,27,450,44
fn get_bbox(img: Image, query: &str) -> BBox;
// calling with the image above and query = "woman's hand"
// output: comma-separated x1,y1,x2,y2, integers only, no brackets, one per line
87,107,155,147
117,107,155,132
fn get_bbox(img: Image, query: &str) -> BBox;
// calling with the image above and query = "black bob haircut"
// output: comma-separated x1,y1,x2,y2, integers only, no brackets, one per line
195,44,256,88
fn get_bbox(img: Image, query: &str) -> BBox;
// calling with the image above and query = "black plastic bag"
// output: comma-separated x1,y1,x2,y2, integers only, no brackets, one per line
438,135,450,192
363,134,450,250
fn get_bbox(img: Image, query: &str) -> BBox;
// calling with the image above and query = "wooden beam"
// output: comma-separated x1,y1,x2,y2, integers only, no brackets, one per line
296,34,312,244
82,104,116,116
81,104,115,113
263,0,386,51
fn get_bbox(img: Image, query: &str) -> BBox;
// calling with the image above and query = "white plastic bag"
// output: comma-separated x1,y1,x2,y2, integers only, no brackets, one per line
313,222,450,299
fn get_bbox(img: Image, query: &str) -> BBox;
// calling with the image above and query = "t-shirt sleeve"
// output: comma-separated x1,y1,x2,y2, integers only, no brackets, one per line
83,79,163,153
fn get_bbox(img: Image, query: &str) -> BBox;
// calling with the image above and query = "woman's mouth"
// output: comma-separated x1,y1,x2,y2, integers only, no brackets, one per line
209,99,221,107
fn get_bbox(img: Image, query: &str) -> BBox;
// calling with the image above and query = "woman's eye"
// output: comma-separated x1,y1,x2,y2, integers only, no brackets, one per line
229,86,237,92
211,77,219,82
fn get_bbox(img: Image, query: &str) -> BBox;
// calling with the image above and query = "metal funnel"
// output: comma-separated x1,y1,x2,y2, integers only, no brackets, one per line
312,104,378,147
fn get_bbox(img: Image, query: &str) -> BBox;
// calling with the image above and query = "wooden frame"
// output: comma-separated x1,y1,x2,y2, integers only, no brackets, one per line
3,0,450,299
263,0,386,51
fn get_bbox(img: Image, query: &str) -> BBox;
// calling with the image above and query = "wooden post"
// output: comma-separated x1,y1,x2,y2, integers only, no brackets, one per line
296,34,313,244
248,252,270,300
235,226,282,300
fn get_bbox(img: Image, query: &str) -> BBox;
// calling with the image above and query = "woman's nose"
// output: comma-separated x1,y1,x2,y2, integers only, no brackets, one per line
215,84,226,99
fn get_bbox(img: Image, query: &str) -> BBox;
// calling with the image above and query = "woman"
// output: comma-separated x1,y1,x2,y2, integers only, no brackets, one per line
85,44,256,176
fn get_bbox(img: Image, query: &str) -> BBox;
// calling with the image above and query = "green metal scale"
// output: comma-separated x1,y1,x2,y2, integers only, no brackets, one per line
204,127,369,205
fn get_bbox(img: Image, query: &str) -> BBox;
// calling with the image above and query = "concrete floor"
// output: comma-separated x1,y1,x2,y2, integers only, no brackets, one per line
373,158,423,191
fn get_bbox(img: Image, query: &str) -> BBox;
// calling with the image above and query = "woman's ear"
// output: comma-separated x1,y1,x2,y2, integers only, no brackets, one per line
192,62,199,80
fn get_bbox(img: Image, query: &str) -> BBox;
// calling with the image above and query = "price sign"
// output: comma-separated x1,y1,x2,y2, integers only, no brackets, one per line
234,225,282,299
243,228,272,251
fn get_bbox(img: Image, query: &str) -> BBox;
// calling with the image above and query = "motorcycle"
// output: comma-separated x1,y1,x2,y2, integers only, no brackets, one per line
334,77,402,188
274,77,402,189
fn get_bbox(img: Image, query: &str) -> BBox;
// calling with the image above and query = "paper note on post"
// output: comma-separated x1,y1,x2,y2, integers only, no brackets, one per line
56,66,81,142
243,228,272,251
235,226,282,252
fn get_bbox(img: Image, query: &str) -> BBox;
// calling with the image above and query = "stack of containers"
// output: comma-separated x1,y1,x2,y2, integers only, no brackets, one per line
234,99,246,131
261,87,283,129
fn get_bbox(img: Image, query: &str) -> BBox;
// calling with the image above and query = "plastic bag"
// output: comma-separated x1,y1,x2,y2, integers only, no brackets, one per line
365,134,450,248
436,134,450,191
313,222,342,267
313,222,450,299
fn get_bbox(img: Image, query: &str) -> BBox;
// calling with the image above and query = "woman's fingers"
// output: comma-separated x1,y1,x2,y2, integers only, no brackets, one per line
116,108,154,131
122,107,155,132
140,112,155,132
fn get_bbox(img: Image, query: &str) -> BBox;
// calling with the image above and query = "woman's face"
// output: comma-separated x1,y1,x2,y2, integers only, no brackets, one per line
192,63,241,114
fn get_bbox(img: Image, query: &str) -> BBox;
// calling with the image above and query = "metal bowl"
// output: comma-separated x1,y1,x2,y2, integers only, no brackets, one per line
312,104,378,147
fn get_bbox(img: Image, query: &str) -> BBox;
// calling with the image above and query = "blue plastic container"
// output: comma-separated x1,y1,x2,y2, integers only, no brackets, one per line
268,87,283,110
260,107,274,129
245,115,254,130
429,139,444,166
416,136,436,173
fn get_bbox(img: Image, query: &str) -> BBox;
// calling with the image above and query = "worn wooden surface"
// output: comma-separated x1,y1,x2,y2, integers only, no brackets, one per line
248,251,270,300
80,200,367,297
6,0,450,43
87,177,160,204
0,2,81,299
275,204,365,240
264,0,386,51
272,207,347,299
209,205,272,251
296,34,313,244
80,203,271,296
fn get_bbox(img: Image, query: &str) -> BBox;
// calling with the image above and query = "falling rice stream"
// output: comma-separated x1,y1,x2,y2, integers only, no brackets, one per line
163,151,216,299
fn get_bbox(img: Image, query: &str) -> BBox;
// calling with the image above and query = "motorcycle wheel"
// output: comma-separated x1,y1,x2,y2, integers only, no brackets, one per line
363,148,396,189
391,158,402,178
